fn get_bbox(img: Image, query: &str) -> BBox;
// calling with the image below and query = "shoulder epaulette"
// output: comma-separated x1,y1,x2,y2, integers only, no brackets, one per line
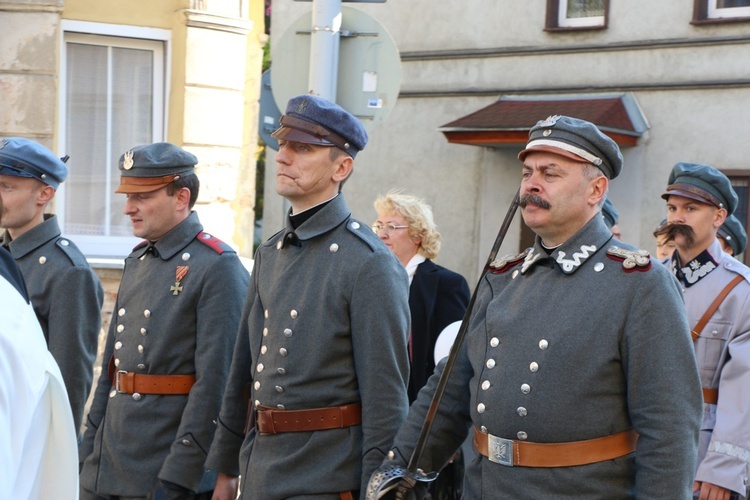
133,240,148,251
197,231,235,254
488,248,531,274
606,246,651,272
55,237,88,267
346,219,378,252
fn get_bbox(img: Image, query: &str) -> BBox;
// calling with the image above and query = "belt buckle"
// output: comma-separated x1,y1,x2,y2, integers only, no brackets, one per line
115,370,127,393
487,433,514,467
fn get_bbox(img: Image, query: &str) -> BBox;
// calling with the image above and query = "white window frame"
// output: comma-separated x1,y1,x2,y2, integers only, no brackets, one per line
558,0,606,28
707,0,750,19
58,21,171,260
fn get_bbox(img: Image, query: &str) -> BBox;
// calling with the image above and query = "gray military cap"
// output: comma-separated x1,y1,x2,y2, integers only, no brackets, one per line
718,214,747,256
115,142,198,194
601,197,619,229
518,115,624,179
661,162,738,215
271,94,368,158
0,137,69,189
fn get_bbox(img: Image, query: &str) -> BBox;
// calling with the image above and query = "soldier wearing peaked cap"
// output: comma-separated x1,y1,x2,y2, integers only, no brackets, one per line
79,142,250,499
658,162,750,499
718,213,747,257
371,115,702,499
0,137,104,436
206,94,410,499
0,198,79,499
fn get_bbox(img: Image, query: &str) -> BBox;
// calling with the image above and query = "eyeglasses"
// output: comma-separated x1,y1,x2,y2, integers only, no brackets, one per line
372,223,409,235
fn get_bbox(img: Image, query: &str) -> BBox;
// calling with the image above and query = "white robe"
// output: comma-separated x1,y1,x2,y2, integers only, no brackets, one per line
0,276,79,499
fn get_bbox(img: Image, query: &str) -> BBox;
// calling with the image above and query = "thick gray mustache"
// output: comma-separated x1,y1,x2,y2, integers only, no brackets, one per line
519,193,551,209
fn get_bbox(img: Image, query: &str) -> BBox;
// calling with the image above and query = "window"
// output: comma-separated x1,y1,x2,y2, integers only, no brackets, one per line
694,0,750,22
709,0,750,18
546,0,608,30
58,22,169,258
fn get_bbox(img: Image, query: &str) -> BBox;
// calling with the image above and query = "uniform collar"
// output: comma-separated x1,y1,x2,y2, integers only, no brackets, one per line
521,214,613,275
670,238,721,287
134,211,203,260
279,194,350,249
2,214,61,259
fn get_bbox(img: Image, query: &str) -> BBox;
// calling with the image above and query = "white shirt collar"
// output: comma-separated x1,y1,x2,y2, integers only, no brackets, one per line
404,253,426,286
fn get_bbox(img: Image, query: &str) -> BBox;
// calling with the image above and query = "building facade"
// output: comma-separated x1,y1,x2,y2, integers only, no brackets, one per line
265,0,750,283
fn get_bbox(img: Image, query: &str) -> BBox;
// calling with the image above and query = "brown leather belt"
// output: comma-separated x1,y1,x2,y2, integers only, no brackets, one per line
115,370,195,395
703,387,718,405
256,403,362,435
473,427,638,467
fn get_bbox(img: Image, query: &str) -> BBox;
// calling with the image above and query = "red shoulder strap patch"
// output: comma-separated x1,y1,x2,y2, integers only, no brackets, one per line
197,231,233,254
488,249,530,274
605,246,652,273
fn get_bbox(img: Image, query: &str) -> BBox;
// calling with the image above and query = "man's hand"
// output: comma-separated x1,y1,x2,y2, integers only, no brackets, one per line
147,480,194,500
212,473,239,500
693,480,733,500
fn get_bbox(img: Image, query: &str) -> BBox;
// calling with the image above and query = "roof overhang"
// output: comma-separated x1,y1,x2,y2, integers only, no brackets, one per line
439,93,650,148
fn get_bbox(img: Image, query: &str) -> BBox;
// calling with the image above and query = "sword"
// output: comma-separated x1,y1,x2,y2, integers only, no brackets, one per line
367,189,521,500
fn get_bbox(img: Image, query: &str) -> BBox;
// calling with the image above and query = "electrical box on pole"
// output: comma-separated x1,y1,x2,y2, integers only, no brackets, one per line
270,5,401,143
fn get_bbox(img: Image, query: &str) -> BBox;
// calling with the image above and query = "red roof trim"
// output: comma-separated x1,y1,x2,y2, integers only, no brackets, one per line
439,95,647,148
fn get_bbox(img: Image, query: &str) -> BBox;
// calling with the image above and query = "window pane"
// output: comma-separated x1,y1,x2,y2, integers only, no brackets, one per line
65,43,109,236
111,47,154,236
717,0,750,7
567,0,605,19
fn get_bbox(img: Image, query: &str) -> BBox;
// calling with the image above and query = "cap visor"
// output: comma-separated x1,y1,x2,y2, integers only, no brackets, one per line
518,145,588,164
115,175,177,194
661,187,716,206
271,126,335,146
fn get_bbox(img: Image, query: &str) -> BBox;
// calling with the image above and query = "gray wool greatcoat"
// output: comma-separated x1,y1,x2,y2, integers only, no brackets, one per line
386,215,703,499
79,212,250,496
206,194,411,499
2,214,103,433
673,238,750,497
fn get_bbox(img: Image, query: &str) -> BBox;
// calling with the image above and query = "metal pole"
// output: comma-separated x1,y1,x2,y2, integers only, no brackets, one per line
309,0,342,101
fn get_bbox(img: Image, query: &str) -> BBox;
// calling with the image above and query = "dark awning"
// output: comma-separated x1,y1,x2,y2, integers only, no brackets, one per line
439,93,649,148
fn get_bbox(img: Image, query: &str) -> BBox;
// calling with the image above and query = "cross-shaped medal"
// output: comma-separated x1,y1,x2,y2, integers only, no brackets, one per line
171,265,189,296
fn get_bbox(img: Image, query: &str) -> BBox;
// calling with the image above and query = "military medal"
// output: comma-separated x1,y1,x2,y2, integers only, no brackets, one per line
171,265,189,295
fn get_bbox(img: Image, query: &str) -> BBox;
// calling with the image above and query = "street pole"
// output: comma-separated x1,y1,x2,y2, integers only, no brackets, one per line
308,0,342,101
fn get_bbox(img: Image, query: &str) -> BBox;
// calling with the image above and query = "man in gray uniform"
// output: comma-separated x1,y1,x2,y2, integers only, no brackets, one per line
207,95,411,499
0,137,104,436
79,143,250,499
372,116,703,499
659,163,750,499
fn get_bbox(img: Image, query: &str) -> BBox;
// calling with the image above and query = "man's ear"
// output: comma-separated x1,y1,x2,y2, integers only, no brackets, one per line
714,207,728,229
589,176,609,207
332,156,353,184
37,184,56,205
175,187,191,211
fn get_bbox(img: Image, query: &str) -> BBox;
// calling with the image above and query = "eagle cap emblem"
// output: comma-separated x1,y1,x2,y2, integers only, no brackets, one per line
295,99,309,114
539,115,561,127
123,150,134,170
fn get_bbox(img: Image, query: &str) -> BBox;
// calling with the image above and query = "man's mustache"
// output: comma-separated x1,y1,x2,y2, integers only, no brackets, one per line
519,193,551,209
654,223,695,248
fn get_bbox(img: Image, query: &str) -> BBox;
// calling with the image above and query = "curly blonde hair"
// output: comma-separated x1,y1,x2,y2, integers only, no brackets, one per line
374,191,441,260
